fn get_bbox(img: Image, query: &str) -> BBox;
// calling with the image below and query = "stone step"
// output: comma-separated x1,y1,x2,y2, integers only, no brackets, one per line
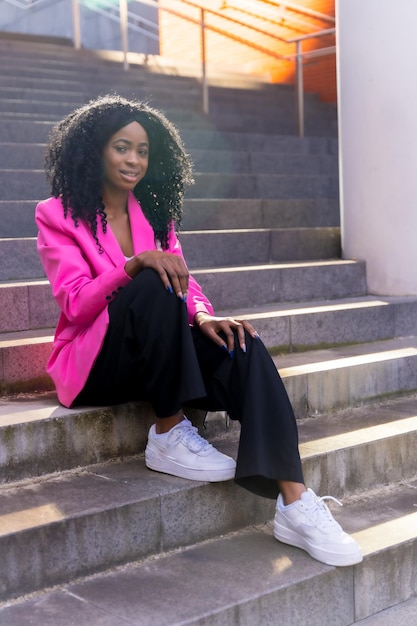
0,52,282,93
2,333,417,456
0,118,338,154
0,169,337,201
1,385,417,487
182,198,340,229
0,44,308,99
193,259,365,309
0,198,341,238
0,259,367,335
275,336,417,416
1,479,415,625
0,227,341,280
0,102,335,135
0,86,327,118
2,294,416,386
0,96,202,118
0,395,415,607
2,295,416,391
223,295,417,352
182,227,341,267
356,598,417,625
0,76,334,120
0,142,338,176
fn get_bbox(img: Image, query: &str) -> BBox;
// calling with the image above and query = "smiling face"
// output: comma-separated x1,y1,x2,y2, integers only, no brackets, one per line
102,121,149,194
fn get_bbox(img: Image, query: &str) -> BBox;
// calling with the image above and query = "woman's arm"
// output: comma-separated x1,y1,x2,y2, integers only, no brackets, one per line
36,200,132,325
164,223,215,324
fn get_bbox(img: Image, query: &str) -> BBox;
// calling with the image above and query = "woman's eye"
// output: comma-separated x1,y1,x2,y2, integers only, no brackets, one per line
139,150,148,157
115,146,126,153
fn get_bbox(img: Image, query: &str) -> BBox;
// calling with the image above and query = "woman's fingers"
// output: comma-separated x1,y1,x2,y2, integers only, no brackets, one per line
197,316,260,356
135,251,189,299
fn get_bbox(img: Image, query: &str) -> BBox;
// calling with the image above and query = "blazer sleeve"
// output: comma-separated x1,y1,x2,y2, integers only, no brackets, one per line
166,223,215,324
36,200,132,325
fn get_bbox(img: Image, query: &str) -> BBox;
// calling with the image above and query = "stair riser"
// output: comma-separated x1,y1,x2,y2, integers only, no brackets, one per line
0,198,341,238
0,475,274,602
0,429,415,607
0,143,338,176
2,355,417,483
282,352,417,417
239,299,417,352
0,89,326,119
3,298,417,390
184,228,341,266
195,261,367,309
0,65,319,102
0,96,203,117
0,81,333,119
0,104,334,135
0,229,341,280
0,120,338,152
182,198,340,229
0,170,337,201
191,173,337,199
0,340,53,393
0,262,366,335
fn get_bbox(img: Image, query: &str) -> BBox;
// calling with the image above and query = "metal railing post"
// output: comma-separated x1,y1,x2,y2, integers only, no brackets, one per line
200,8,209,114
295,39,304,137
119,0,129,70
72,0,81,50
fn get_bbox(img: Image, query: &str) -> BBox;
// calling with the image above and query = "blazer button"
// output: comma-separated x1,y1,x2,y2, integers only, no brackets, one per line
105,295,111,301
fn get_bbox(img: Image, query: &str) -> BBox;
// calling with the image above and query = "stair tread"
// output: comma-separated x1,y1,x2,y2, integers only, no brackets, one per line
0,478,415,625
274,335,417,371
0,383,415,443
0,392,416,546
0,312,414,347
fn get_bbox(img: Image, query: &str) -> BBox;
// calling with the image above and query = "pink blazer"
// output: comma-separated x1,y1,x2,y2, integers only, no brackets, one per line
36,192,214,407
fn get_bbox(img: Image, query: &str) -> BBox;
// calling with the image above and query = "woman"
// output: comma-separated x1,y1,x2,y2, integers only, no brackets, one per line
36,94,362,567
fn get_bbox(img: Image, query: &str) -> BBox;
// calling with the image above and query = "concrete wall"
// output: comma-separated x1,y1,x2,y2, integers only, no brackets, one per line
337,0,417,295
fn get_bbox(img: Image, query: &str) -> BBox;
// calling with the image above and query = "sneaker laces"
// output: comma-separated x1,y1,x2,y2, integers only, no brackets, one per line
304,491,343,530
170,420,213,454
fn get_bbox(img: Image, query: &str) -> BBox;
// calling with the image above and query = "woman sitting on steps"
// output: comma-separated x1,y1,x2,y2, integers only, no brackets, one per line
35,93,362,568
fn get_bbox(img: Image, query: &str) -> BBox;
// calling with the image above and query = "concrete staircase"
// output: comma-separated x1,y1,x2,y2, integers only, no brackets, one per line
0,34,416,625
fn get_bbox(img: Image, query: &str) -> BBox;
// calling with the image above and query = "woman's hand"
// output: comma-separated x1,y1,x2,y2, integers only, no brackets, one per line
194,312,259,355
125,250,189,300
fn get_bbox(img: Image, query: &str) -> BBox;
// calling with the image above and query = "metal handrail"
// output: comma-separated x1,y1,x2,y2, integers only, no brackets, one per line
3,0,335,136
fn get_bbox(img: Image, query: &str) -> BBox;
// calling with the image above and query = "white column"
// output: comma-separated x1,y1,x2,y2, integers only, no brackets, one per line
337,0,417,295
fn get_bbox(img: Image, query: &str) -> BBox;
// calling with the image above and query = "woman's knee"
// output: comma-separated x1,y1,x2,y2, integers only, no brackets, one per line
130,268,164,292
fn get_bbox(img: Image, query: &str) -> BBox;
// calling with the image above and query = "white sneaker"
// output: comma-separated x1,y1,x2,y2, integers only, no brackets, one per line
145,417,236,482
274,488,363,567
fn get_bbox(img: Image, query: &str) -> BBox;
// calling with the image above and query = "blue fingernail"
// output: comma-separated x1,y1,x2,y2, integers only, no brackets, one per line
167,285,173,294
221,345,228,353
229,350,234,359
242,344,247,353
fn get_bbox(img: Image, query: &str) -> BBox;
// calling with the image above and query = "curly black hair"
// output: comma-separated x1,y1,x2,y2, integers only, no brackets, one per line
45,94,194,250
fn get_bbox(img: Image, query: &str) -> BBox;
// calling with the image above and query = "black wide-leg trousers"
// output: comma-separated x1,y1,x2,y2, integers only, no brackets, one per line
76,269,305,499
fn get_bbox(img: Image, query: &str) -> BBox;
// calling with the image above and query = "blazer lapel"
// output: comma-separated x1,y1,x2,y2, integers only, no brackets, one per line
94,193,156,263
95,216,126,266
128,192,157,254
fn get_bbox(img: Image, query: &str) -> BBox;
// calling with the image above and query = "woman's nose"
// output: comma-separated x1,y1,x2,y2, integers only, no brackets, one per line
126,150,139,163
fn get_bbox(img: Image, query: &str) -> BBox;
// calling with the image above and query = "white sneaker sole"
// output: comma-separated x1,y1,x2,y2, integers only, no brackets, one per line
145,450,236,482
273,519,363,567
